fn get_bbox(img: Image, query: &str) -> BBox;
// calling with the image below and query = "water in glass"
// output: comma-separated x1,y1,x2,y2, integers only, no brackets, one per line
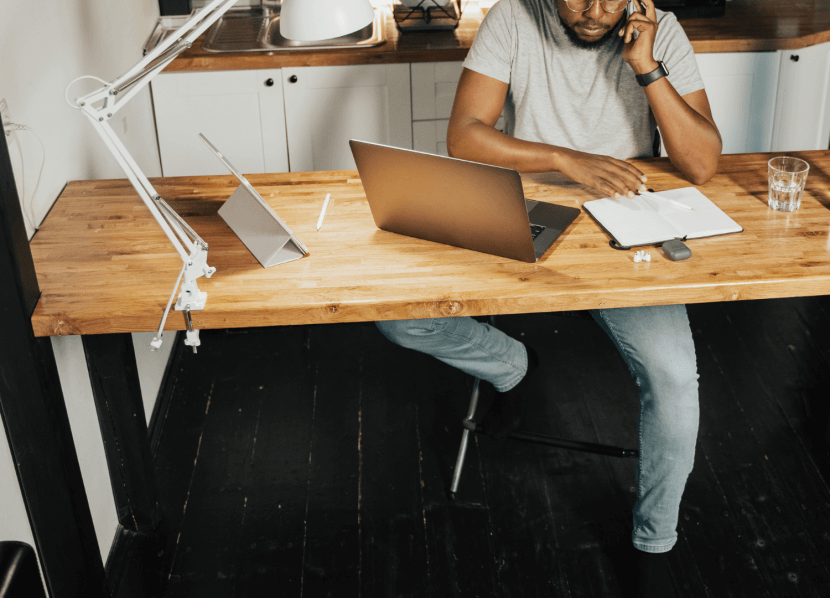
768,177,805,212
767,157,809,212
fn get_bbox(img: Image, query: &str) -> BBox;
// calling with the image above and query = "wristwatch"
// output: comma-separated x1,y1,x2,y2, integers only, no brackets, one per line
636,61,670,87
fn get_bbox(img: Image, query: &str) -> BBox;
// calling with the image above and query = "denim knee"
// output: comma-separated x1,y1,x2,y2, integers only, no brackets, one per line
638,359,699,408
375,318,436,349
639,359,699,461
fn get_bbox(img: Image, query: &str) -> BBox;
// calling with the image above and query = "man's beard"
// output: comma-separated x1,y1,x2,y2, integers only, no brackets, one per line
556,9,620,50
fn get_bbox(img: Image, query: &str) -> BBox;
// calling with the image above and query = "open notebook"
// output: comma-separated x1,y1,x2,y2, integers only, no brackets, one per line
583,187,743,249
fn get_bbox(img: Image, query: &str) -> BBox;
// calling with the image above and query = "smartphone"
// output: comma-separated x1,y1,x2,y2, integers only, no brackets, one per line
626,0,645,17
626,0,646,40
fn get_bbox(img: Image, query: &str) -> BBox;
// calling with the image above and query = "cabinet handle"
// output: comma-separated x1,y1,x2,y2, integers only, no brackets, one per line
288,75,298,83
265,78,274,87
791,55,800,62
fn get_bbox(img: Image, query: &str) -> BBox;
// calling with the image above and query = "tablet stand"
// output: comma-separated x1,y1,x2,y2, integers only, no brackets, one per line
219,184,306,268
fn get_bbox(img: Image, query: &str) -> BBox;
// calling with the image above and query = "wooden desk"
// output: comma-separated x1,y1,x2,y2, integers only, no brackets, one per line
31,151,830,338
26,151,830,591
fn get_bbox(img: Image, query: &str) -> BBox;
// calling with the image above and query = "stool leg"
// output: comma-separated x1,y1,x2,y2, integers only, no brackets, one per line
449,377,482,500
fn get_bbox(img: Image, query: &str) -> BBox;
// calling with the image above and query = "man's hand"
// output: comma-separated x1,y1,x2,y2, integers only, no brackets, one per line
620,0,659,75
553,147,647,199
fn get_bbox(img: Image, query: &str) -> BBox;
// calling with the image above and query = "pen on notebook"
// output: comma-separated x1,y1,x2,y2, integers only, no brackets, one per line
637,189,693,211
316,193,332,231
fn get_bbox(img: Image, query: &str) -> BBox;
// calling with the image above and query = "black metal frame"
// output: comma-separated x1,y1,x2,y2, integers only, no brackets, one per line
83,335,166,598
83,335,161,534
0,123,107,597
1,110,166,598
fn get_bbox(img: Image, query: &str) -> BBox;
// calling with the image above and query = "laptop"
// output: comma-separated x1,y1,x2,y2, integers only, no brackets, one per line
349,140,580,263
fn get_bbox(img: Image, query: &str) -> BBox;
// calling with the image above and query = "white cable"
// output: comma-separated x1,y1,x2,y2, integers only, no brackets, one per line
21,126,44,229
25,126,45,229
64,75,110,110
5,123,46,231
15,134,32,232
151,262,187,350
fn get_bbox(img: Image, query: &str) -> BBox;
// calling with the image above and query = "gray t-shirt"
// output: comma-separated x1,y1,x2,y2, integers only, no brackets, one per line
462,0,705,160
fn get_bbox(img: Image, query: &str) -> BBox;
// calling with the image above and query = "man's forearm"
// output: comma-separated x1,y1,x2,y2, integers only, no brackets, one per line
447,115,649,199
446,118,558,172
644,79,722,185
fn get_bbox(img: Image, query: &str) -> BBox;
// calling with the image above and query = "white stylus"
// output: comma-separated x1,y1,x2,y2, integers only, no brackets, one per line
638,190,694,211
316,194,332,231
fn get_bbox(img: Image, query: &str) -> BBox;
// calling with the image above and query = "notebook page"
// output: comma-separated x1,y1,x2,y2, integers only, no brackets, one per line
583,196,683,247
647,187,743,239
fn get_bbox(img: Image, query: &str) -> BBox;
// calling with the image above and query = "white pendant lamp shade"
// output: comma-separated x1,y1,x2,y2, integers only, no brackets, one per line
280,0,376,41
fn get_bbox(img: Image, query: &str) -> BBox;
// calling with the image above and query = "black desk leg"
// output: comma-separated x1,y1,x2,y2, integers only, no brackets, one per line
82,333,166,597
0,134,107,594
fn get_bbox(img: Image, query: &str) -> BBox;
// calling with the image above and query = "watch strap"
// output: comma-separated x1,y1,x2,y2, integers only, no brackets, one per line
636,61,669,87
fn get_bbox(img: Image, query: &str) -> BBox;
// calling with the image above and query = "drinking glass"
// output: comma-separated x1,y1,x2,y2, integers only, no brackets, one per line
768,156,809,212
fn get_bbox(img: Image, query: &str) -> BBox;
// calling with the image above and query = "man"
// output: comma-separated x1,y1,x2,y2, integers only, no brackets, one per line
377,0,722,595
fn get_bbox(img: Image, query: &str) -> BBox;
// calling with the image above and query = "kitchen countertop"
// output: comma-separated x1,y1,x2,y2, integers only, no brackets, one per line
163,0,830,72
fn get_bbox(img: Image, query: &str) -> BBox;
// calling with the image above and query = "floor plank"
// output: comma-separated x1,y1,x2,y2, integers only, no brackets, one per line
296,323,364,597
231,326,314,597
165,330,271,588
409,341,500,597
357,323,430,598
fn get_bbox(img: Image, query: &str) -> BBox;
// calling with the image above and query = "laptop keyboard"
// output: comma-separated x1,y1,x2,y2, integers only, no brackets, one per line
530,224,546,240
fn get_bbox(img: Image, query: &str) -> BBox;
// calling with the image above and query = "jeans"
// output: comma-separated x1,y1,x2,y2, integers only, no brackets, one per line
376,305,699,553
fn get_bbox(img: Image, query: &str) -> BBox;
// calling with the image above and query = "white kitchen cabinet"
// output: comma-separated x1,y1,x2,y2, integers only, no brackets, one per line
152,69,289,177
692,52,780,155
412,116,505,156
411,61,460,157
413,119,450,156
411,61,465,121
684,48,830,155
410,61,503,156
772,40,830,151
281,64,412,172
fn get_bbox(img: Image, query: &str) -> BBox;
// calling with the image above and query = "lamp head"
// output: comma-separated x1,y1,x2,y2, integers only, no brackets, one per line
279,0,375,41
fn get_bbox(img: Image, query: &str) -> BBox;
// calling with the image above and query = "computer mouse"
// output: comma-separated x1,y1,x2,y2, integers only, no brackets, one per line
662,239,692,261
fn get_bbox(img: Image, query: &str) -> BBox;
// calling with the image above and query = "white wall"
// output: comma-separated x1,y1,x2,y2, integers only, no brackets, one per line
0,0,171,586
2,0,162,238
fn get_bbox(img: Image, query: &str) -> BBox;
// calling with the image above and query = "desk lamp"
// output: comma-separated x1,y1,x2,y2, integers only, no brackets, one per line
280,0,376,41
67,0,240,352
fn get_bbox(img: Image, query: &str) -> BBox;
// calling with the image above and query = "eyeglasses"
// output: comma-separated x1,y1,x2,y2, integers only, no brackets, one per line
564,0,630,13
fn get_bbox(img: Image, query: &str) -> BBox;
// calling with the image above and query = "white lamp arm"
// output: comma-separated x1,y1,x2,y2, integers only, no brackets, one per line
69,0,238,352
76,0,239,118
87,116,194,261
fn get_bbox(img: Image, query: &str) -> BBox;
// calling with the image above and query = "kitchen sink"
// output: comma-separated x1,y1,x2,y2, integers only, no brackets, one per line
202,7,386,52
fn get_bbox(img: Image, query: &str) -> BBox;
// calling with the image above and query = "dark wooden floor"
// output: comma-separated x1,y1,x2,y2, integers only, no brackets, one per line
150,297,830,597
